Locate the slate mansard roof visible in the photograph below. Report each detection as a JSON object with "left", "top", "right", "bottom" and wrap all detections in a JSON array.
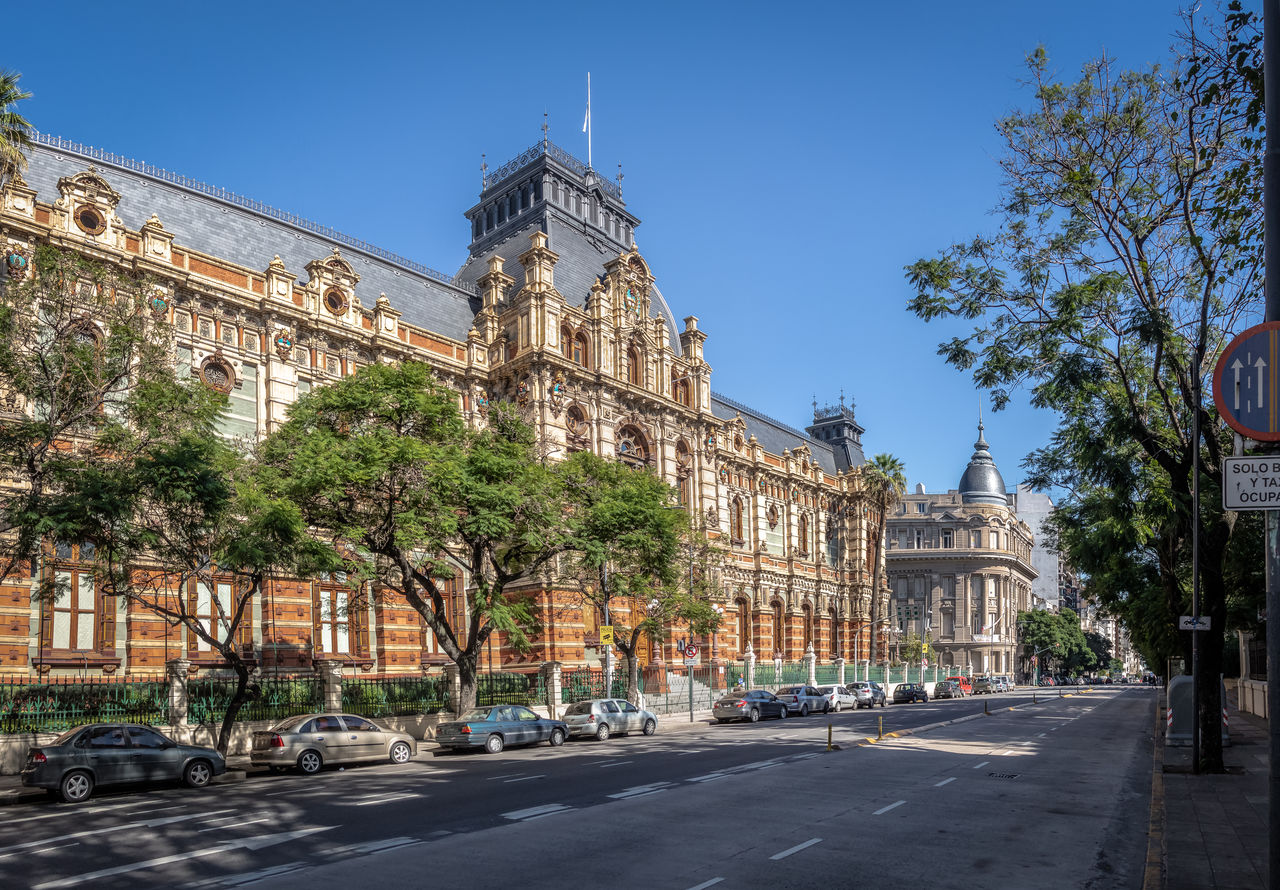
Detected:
[
  {"left": 710, "top": 393, "right": 841, "bottom": 475},
  {"left": 23, "top": 135, "right": 482, "bottom": 341}
]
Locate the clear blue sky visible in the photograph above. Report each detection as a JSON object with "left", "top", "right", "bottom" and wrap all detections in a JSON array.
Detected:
[{"left": 6, "top": 1, "right": 1226, "bottom": 494}]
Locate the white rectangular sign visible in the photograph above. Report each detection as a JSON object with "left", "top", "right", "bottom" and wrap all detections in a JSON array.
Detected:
[
  {"left": 1223, "top": 456, "right": 1280, "bottom": 509},
  {"left": 1179, "top": 615, "right": 1211, "bottom": 631}
]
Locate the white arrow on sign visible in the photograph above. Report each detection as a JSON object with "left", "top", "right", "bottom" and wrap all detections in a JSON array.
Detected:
[
  {"left": 1233, "top": 357, "right": 1243, "bottom": 409},
  {"left": 1257, "top": 355, "right": 1267, "bottom": 408}
]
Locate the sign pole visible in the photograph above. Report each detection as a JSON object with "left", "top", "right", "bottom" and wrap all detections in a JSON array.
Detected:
[{"left": 1266, "top": 1, "right": 1280, "bottom": 883}]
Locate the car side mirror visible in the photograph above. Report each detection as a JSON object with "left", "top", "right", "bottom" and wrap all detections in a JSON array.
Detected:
[{"left": 163, "top": 740, "right": 177, "bottom": 749}]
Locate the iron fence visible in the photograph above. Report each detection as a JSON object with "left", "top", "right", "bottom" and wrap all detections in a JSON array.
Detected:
[
  {"left": 561, "top": 668, "right": 626, "bottom": 703},
  {"left": 0, "top": 674, "right": 168, "bottom": 734},
  {"left": 476, "top": 671, "right": 542, "bottom": 707},
  {"left": 342, "top": 674, "right": 449, "bottom": 717},
  {"left": 187, "top": 674, "right": 322, "bottom": 727},
  {"left": 814, "top": 664, "right": 840, "bottom": 685}
]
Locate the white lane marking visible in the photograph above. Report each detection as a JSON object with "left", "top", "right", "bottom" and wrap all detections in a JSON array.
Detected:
[
  {"left": 1001, "top": 750, "right": 1016, "bottom": 756},
  {"left": 1050, "top": 727, "right": 1059, "bottom": 731},
  {"left": 685, "top": 879, "right": 724, "bottom": 890},
  {"left": 504, "top": 775, "right": 545, "bottom": 783},
  {"left": 209, "top": 862, "right": 307, "bottom": 887},
  {"left": 351, "top": 837, "right": 423, "bottom": 855},
  {"left": 873, "top": 801, "right": 906, "bottom": 816},
  {"left": 0, "top": 841, "right": 80, "bottom": 860},
  {"left": 502, "top": 803, "right": 572, "bottom": 821},
  {"left": 1038, "top": 732, "right": 1047, "bottom": 738},
  {"left": 198, "top": 817, "right": 269, "bottom": 833},
  {"left": 934, "top": 777, "right": 956, "bottom": 787},
  {"left": 608, "top": 782, "right": 673, "bottom": 799},
  {"left": 770, "top": 838, "right": 823, "bottom": 860},
  {"left": 0, "top": 809, "right": 234, "bottom": 855},
  {"left": 31, "top": 827, "right": 335, "bottom": 889},
  {"left": 485, "top": 773, "right": 522, "bottom": 781},
  {"left": 598, "top": 760, "right": 634, "bottom": 768},
  {"left": 972, "top": 761, "right": 990, "bottom": 769},
  {"left": 687, "top": 772, "right": 730, "bottom": 783},
  {"left": 793, "top": 753, "right": 819, "bottom": 760},
  {"left": 0, "top": 799, "right": 155, "bottom": 826},
  {"left": 349, "top": 793, "right": 424, "bottom": 806}
]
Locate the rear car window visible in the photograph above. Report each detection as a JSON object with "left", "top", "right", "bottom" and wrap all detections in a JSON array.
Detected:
[
  {"left": 566, "top": 702, "right": 594, "bottom": 716},
  {"left": 778, "top": 686, "right": 802, "bottom": 694}
]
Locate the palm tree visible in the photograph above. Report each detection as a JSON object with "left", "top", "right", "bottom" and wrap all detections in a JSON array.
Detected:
[
  {"left": 864, "top": 453, "right": 906, "bottom": 667},
  {"left": 0, "top": 70, "right": 32, "bottom": 185}
]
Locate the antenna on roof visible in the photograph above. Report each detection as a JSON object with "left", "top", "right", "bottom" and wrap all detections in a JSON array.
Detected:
[{"left": 582, "top": 72, "right": 592, "bottom": 169}]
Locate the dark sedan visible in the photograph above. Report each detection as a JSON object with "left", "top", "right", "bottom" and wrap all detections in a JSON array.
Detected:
[
  {"left": 21, "top": 723, "right": 226, "bottom": 803},
  {"left": 435, "top": 705, "right": 567, "bottom": 754},
  {"left": 892, "top": 683, "right": 929, "bottom": 704},
  {"left": 932, "top": 680, "right": 962, "bottom": 699},
  {"left": 713, "top": 689, "right": 789, "bottom": 723}
]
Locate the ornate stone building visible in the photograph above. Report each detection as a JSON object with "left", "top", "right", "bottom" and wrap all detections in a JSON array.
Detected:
[
  {"left": 0, "top": 134, "right": 891, "bottom": 678},
  {"left": 884, "top": 423, "right": 1036, "bottom": 676}
]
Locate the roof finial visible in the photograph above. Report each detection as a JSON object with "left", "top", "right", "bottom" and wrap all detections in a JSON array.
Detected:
[
  {"left": 617, "top": 162, "right": 624, "bottom": 195},
  {"left": 976, "top": 398, "right": 988, "bottom": 450},
  {"left": 481, "top": 153, "right": 488, "bottom": 189},
  {"left": 839, "top": 388, "right": 846, "bottom": 411},
  {"left": 542, "top": 112, "right": 549, "bottom": 149},
  {"left": 812, "top": 394, "right": 818, "bottom": 420}
]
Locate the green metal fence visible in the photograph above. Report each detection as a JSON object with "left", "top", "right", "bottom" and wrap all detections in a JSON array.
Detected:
[
  {"left": 342, "top": 674, "right": 449, "bottom": 717},
  {"left": 476, "top": 671, "right": 542, "bottom": 707},
  {"left": 814, "top": 664, "right": 840, "bottom": 684},
  {"left": 0, "top": 674, "right": 168, "bottom": 734},
  {"left": 561, "top": 668, "right": 628, "bottom": 703},
  {"left": 187, "top": 675, "right": 322, "bottom": 727}
]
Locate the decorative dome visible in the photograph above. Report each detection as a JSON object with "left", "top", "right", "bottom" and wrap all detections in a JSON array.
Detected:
[{"left": 958, "top": 421, "right": 1007, "bottom": 505}]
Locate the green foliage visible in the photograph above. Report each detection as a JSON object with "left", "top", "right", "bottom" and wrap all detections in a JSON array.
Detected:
[
  {"left": 0, "top": 68, "right": 31, "bottom": 183},
  {"left": 900, "top": 633, "right": 933, "bottom": 665}
]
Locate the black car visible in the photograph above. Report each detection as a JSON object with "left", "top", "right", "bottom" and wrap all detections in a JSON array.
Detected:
[
  {"left": 713, "top": 689, "right": 790, "bottom": 723},
  {"left": 892, "top": 683, "right": 929, "bottom": 704},
  {"left": 21, "top": 723, "right": 226, "bottom": 803}
]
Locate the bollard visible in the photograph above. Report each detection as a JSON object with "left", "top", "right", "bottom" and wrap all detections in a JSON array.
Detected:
[
  {"left": 878, "top": 714, "right": 883, "bottom": 740},
  {"left": 984, "top": 699, "right": 989, "bottom": 715},
  {"left": 827, "top": 723, "right": 833, "bottom": 751},
  {"left": 1033, "top": 692, "right": 1037, "bottom": 705}
]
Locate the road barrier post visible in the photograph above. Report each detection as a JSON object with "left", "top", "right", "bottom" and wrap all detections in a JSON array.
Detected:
[
  {"left": 827, "top": 723, "right": 833, "bottom": 751},
  {"left": 984, "top": 699, "right": 989, "bottom": 715},
  {"left": 878, "top": 715, "right": 883, "bottom": 740}
]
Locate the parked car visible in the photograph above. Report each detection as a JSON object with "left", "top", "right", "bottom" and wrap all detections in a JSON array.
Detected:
[
  {"left": 932, "top": 680, "right": 963, "bottom": 699},
  {"left": 713, "top": 689, "right": 789, "bottom": 723},
  {"left": 774, "top": 685, "right": 831, "bottom": 716},
  {"left": 815, "top": 685, "right": 858, "bottom": 712},
  {"left": 562, "top": 699, "right": 657, "bottom": 740},
  {"left": 945, "top": 676, "right": 972, "bottom": 696},
  {"left": 995, "top": 675, "right": 1013, "bottom": 692},
  {"left": 21, "top": 723, "right": 226, "bottom": 803},
  {"left": 892, "top": 683, "right": 929, "bottom": 704},
  {"left": 250, "top": 713, "right": 418, "bottom": 774},
  {"left": 849, "top": 681, "right": 887, "bottom": 708},
  {"left": 972, "top": 675, "right": 997, "bottom": 694},
  {"left": 436, "top": 705, "right": 567, "bottom": 754}
]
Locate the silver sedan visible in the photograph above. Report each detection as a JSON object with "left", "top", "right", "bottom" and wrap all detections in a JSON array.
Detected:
[
  {"left": 816, "top": 685, "right": 858, "bottom": 712},
  {"left": 562, "top": 699, "right": 658, "bottom": 740},
  {"left": 250, "top": 713, "right": 418, "bottom": 774}
]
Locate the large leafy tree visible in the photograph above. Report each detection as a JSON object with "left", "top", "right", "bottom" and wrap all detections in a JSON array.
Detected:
[
  {"left": 561, "top": 453, "right": 718, "bottom": 703},
  {"left": 257, "top": 362, "right": 572, "bottom": 712},
  {"left": 907, "top": 22, "right": 1259, "bottom": 770},
  {"left": 0, "top": 69, "right": 31, "bottom": 184},
  {"left": 862, "top": 453, "right": 905, "bottom": 664}
]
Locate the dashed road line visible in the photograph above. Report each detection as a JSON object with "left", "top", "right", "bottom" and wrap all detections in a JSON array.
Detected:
[
  {"left": 504, "top": 775, "right": 545, "bottom": 783},
  {"left": 609, "top": 782, "right": 673, "bottom": 799},
  {"left": 685, "top": 879, "right": 724, "bottom": 890},
  {"left": 873, "top": 801, "right": 906, "bottom": 816},
  {"left": 198, "top": 818, "right": 269, "bottom": 833},
  {"left": 485, "top": 773, "right": 522, "bottom": 780},
  {"left": 1038, "top": 732, "right": 1047, "bottom": 738},
  {"left": 973, "top": 761, "right": 990, "bottom": 769},
  {"left": 934, "top": 777, "right": 956, "bottom": 787},
  {"left": 598, "top": 760, "right": 633, "bottom": 768},
  {"left": 502, "top": 803, "right": 572, "bottom": 821},
  {"left": 348, "top": 792, "right": 424, "bottom": 806},
  {"left": 770, "top": 838, "right": 822, "bottom": 860}
]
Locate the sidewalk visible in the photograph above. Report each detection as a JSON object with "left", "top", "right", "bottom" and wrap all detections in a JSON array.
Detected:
[{"left": 1156, "top": 686, "right": 1269, "bottom": 889}]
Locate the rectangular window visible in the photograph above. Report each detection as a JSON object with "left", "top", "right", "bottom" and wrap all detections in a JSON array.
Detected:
[
  {"left": 913, "top": 529, "right": 923, "bottom": 549},
  {"left": 972, "top": 530, "right": 982, "bottom": 548},
  {"left": 51, "top": 570, "right": 96, "bottom": 650},
  {"left": 317, "top": 585, "right": 350, "bottom": 655},
  {"left": 190, "top": 579, "right": 251, "bottom": 655},
  {"left": 218, "top": 363, "right": 258, "bottom": 439},
  {"left": 915, "top": 502, "right": 926, "bottom": 513}
]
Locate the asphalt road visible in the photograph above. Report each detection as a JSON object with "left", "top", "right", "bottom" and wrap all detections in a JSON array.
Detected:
[{"left": 0, "top": 686, "right": 1154, "bottom": 889}]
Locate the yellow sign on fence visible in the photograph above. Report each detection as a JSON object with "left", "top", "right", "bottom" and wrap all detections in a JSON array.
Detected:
[{"left": 600, "top": 625, "right": 614, "bottom": 645}]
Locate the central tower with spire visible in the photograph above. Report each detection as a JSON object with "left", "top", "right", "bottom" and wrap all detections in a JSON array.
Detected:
[{"left": 958, "top": 420, "right": 1008, "bottom": 506}]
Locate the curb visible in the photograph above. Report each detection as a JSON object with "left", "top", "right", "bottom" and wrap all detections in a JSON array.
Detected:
[{"left": 1143, "top": 689, "right": 1166, "bottom": 890}]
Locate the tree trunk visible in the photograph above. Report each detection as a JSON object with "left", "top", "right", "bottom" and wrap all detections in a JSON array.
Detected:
[
  {"left": 215, "top": 653, "right": 254, "bottom": 756},
  {"left": 455, "top": 650, "right": 480, "bottom": 714},
  {"left": 619, "top": 642, "right": 641, "bottom": 705}
]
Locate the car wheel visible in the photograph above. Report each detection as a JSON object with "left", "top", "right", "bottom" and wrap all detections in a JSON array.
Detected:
[
  {"left": 297, "top": 750, "right": 323, "bottom": 774},
  {"left": 823, "top": 702, "right": 832, "bottom": 714},
  {"left": 389, "top": 741, "right": 412, "bottom": 764},
  {"left": 595, "top": 723, "right": 611, "bottom": 741},
  {"left": 800, "top": 704, "right": 809, "bottom": 717},
  {"left": 183, "top": 760, "right": 213, "bottom": 788},
  {"left": 485, "top": 733, "right": 505, "bottom": 754},
  {"left": 749, "top": 708, "right": 760, "bottom": 723},
  {"left": 832, "top": 700, "right": 841, "bottom": 713},
  {"left": 778, "top": 706, "right": 788, "bottom": 719},
  {"left": 59, "top": 770, "right": 93, "bottom": 804},
  {"left": 642, "top": 719, "right": 656, "bottom": 736},
  {"left": 549, "top": 728, "right": 566, "bottom": 747},
  {"left": 922, "top": 695, "right": 929, "bottom": 703}
]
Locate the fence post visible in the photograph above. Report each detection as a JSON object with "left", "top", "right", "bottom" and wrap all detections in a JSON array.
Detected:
[
  {"left": 804, "top": 644, "right": 817, "bottom": 686},
  {"left": 835, "top": 657, "right": 846, "bottom": 687},
  {"left": 166, "top": 658, "right": 190, "bottom": 728},
  {"left": 744, "top": 646, "right": 756, "bottom": 689},
  {"left": 315, "top": 659, "right": 343, "bottom": 712},
  {"left": 443, "top": 664, "right": 462, "bottom": 715},
  {"left": 541, "top": 661, "right": 562, "bottom": 718}
]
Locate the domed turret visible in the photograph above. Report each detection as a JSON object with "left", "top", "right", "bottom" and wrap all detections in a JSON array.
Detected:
[{"left": 958, "top": 421, "right": 1007, "bottom": 506}]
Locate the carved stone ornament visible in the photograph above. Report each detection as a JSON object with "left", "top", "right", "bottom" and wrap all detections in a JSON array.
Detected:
[
  {"left": 4, "top": 246, "right": 29, "bottom": 280},
  {"left": 705, "top": 506, "right": 720, "bottom": 530},
  {"left": 704, "top": 430, "right": 717, "bottom": 454},
  {"left": 199, "top": 356, "right": 235, "bottom": 394},
  {"left": 516, "top": 376, "right": 531, "bottom": 407},
  {"left": 548, "top": 371, "right": 567, "bottom": 416},
  {"left": 274, "top": 328, "right": 294, "bottom": 361},
  {"left": 475, "top": 387, "right": 491, "bottom": 417},
  {"left": 148, "top": 289, "right": 169, "bottom": 317},
  {"left": 766, "top": 504, "right": 779, "bottom": 529},
  {"left": 566, "top": 403, "right": 589, "bottom": 438}
]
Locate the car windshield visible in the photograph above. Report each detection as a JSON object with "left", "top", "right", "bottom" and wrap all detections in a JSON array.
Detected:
[
  {"left": 459, "top": 708, "right": 494, "bottom": 721},
  {"left": 565, "top": 702, "right": 594, "bottom": 716},
  {"left": 51, "top": 726, "right": 87, "bottom": 745},
  {"left": 850, "top": 683, "right": 869, "bottom": 690},
  {"left": 777, "top": 686, "right": 802, "bottom": 694},
  {"left": 272, "top": 715, "right": 313, "bottom": 732}
]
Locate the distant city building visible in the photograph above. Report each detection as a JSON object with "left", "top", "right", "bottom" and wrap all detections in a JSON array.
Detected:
[
  {"left": 885, "top": 423, "right": 1037, "bottom": 676},
  {"left": 1011, "top": 484, "right": 1062, "bottom": 611}
]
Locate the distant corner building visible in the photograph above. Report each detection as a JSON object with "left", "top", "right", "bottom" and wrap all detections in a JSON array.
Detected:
[
  {"left": 0, "top": 133, "right": 897, "bottom": 679},
  {"left": 884, "top": 422, "right": 1039, "bottom": 677}
]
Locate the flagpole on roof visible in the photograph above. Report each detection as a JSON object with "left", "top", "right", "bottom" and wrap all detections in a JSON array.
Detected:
[{"left": 583, "top": 72, "right": 592, "bottom": 169}]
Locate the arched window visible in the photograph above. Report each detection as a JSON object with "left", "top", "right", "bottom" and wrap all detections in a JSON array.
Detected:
[
  {"left": 772, "top": 602, "right": 784, "bottom": 656},
  {"left": 802, "top": 603, "right": 814, "bottom": 648},
  {"left": 572, "top": 332, "right": 589, "bottom": 367},
  {"left": 730, "top": 498, "right": 745, "bottom": 542},
  {"left": 672, "top": 376, "right": 691, "bottom": 406},
  {"left": 736, "top": 598, "right": 750, "bottom": 653},
  {"left": 626, "top": 348, "right": 642, "bottom": 386},
  {"left": 828, "top": 607, "right": 838, "bottom": 657},
  {"left": 616, "top": 424, "right": 649, "bottom": 467},
  {"left": 797, "top": 515, "right": 809, "bottom": 557},
  {"left": 560, "top": 324, "right": 573, "bottom": 360}
]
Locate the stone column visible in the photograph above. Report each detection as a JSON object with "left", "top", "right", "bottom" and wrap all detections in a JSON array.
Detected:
[
  {"left": 743, "top": 645, "right": 756, "bottom": 689},
  {"left": 803, "top": 644, "right": 817, "bottom": 686},
  {"left": 443, "top": 664, "right": 462, "bottom": 715},
  {"left": 835, "top": 657, "right": 846, "bottom": 686},
  {"left": 166, "top": 658, "right": 190, "bottom": 728},
  {"left": 314, "top": 659, "right": 343, "bottom": 712},
  {"left": 541, "top": 661, "right": 562, "bottom": 718}
]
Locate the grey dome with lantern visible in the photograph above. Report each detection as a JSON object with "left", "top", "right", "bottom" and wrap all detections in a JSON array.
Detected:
[{"left": 958, "top": 421, "right": 1008, "bottom": 506}]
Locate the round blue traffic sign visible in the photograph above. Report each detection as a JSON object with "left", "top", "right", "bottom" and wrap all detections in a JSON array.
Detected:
[{"left": 1214, "top": 322, "right": 1280, "bottom": 442}]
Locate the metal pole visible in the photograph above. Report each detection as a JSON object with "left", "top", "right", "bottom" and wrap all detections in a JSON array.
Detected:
[
  {"left": 1267, "top": 4, "right": 1280, "bottom": 884},
  {"left": 1192, "top": 369, "right": 1201, "bottom": 776}
]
